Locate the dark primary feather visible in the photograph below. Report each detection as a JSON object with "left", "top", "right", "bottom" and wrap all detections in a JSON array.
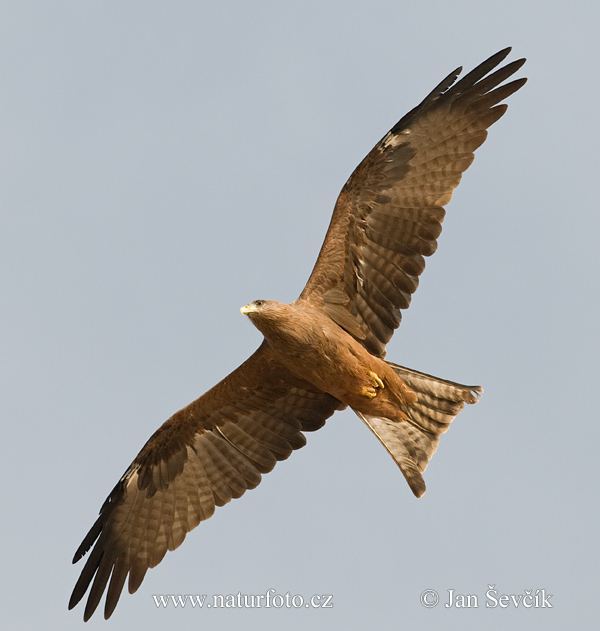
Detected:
[
  {"left": 69, "top": 343, "right": 342, "bottom": 620},
  {"left": 300, "top": 47, "right": 527, "bottom": 357}
]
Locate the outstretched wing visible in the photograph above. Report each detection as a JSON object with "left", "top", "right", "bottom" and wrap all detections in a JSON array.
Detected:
[
  {"left": 69, "top": 342, "right": 342, "bottom": 620},
  {"left": 299, "top": 48, "right": 526, "bottom": 357}
]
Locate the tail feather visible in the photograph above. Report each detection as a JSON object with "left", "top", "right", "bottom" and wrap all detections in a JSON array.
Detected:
[{"left": 356, "top": 362, "right": 482, "bottom": 498}]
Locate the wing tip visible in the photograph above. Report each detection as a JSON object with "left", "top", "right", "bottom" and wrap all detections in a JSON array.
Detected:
[{"left": 491, "top": 46, "right": 512, "bottom": 62}]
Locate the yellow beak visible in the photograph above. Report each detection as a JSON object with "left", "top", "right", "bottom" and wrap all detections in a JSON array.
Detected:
[{"left": 240, "top": 304, "right": 254, "bottom": 315}]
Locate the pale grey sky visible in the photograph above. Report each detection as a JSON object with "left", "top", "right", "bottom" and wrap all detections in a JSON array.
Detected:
[{"left": 2, "top": 1, "right": 598, "bottom": 629}]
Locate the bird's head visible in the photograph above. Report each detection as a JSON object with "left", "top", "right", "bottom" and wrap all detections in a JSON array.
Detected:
[
  {"left": 240, "top": 299, "right": 269, "bottom": 317},
  {"left": 240, "top": 300, "right": 291, "bottom": 335}
]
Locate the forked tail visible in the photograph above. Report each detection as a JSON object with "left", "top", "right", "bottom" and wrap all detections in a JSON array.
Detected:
[{"left": 355, "top": 362, "right": 482, "bottom": 497}]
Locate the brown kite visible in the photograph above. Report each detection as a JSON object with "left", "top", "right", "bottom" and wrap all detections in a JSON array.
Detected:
[{"left": 70, "top": 48, "right": 526, "bottom": 620}]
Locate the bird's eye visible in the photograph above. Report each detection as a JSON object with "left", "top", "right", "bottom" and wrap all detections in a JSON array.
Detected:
[{"left": 255, "top": 300, "right": 264, "bottom": 307}]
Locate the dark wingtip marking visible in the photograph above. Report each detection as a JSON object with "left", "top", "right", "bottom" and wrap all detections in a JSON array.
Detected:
[{"left": 72, "top": 514, "right": 103, "bottom": 564}]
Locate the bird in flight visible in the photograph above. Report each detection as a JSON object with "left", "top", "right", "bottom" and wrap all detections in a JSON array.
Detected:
[{"left": 70, "top": 48, "right": 526, "bottom": 620}]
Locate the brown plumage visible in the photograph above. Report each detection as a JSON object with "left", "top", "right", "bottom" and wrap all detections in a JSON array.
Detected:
[{"left": 69, "top": 48, "right": 526, "bottom": 620}]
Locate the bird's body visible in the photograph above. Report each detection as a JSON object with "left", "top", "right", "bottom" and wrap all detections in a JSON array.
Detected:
[
  {"left": 69, "top": 48, "right": 526, "bottom": 621},
  {"left": 244, "top": 298, "right": 416, "bottom": 422}
]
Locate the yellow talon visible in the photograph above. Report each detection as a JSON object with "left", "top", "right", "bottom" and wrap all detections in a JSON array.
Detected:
[
  {"left": 362, "top": 386, "right": 378, "bottom": 399},
  {"left": 368, "top": 371, "right": 385, "bottom": 389}
]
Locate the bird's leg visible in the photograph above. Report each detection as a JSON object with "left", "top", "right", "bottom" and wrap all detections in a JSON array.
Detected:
[
  {"left": 368, "top": 371, "right": 385, "bottom": 390},
  {"left": 361, "top": 386, "right": 378, "bottom": 398},
  {"left": 360, "top": 371, "right": 385, "bottom": 398}
]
